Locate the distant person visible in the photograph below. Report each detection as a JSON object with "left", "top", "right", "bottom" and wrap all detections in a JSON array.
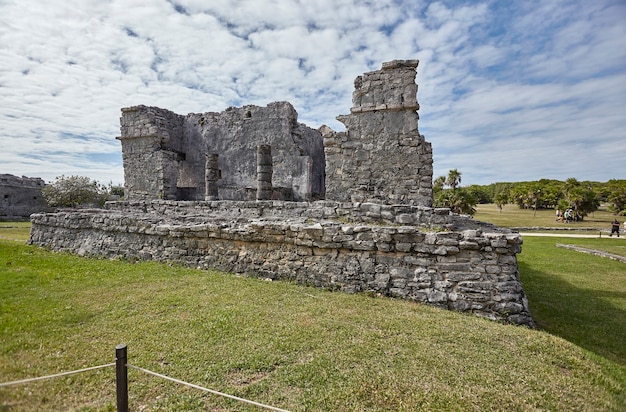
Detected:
[
  {"left": 610, "top": 219, "right": 620, "bottom": 237},
  {"left": 556, "top": 209, "right": 563, "bottom": 222},
  {"left": 564, "top": 209, "right": 573, "bottom": 223}
]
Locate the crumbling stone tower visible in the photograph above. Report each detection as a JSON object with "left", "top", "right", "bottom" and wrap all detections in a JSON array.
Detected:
[{"left": 322, "top": 60, "right": 433, "bottom": 206}]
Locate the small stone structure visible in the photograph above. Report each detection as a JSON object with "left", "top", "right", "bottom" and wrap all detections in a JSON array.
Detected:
[
  {"left": 29, "top": 60, "right": 534, "bottom": 326},
  {"left": 0, "top": 174, "right": 51, "bottom": 219}
]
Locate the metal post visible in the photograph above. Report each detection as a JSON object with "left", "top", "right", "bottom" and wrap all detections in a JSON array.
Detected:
[{"left": 116, "top": 344, "right": 128, "bottom": 412}]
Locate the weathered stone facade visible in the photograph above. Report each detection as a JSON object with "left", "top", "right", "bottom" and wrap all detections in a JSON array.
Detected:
[
  {"left": 118, "top": 102, "right": 325, "bottom": 202},
  {"left": 0, "top": 174, "right": 51, "bottom": 219},
  {"left": 323, "top": 60, "right": 433, "bottom": 206},
  {"left": 29, "top": 60, "right": 534, "bottom": 326}
]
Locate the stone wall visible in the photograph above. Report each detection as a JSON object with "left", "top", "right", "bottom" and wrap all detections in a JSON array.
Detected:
[
  {"left": 117, "top": 106, "right": 184, "bottom": 200},
  {"left": 118, "top": 102, "right": 325, "bottom": 202},
  {"left": 104, "top": 200, "right": 489, "bottom": 229},
  {"left": 29, "top": 200, "right": 533, "bottom": 326},
  {"left": 322, "top": 60, "right": 433, "bottom": 206},
  {"left": 0, "top": 174, "right": 51, "bottom": 218}
]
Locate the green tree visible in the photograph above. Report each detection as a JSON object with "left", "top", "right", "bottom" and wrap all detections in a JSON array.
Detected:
[
  {"left": 535, "top": 179, "right": 563, "bottom": 208},
  {"left": 42, "top": 175, "right": 107, "bottom": 208},
  {"left": 494, "top": 191, "right": 509, "bottom": 213},
  {"left": 561, "top": 178, "right": 599, "bottom": 219},
  {"left": 446, "top": 169, "right": 462, "bottom": 190},
  {"left": 107, "top": 182, "right": 125, "bottom": 198},
  {"left": 433, "top": 175, "right": 446, "bottom": 192},
  {"left": 435, "top": 187, "right": 477, "bottom": 215},
  {"left": 433, "top": 170, "right": 477, "bottom": 215},
  {"left": 604, "top": 179, "right": 626, "bottom": 215},
  {"left": 510, "top": 183, "right": 535, "bottom": 209},
  {"left": 466, "top": 185, "right": 491, "bottom": 204}
]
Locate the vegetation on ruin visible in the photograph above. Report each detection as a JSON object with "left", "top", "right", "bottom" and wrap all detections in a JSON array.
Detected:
[{"left": 1, "top": 225, "right": 624, "bottom": 411}]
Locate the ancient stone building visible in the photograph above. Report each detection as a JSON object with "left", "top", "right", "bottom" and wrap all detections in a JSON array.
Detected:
[
  {"left": 118, "top": 102, "right": 325, "bottom": 202},
  {"left": 322, "top": 60, "right": 432, "bottom": 206},
  {"left": 0, "top": 174, "right": 51, "bottom": 219},
  {"left": 29, "top": 60, "right": 534, "bottom": 326},
  {"left": 117, "top": 60, "right": 431, "bottom": 207}
]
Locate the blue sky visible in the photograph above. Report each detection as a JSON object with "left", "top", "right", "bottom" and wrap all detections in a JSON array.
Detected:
[{"left": 1, "top": 0, "right": 624, "bottom": 186}]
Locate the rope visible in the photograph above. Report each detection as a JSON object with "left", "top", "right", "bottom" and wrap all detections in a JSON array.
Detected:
[
  {"left": 0, "top": 363, "right": 115, "bottom": 387},
  {"left": 127, "top": 364, "right": 291, "bottom": 412}
]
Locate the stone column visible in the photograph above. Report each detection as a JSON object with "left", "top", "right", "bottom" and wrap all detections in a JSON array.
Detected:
[
  {"left": 205, "top": 153, "right": 220, "bottom": 201},
  {"left": 256, "top": 144, "right": 273, "bottom": 201}
]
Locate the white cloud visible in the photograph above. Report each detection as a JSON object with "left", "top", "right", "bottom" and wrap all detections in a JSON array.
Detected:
[{"left": 0, "top": 0, "right": 624, "bottom": 186}]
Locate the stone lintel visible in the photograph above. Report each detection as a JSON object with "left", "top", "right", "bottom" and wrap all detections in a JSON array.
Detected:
[{"left": 381, "top": 59, "right": 419, "bottom": 70}]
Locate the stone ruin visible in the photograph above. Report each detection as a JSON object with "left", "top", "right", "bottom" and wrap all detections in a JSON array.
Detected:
[
  {"left": 0, "top": 174, "right": 51, "bottom": 219},
  {"left": 29, "top": 60, "right": 534, "bottom": 326},
  {"left": 117, "top": 101, "right": 325, "bottom": 202}
]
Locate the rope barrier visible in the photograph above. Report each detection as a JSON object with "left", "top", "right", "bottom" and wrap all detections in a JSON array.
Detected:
[
  {"left": 0, "top": 363, "right": 115, "bottom": 388},
  {"left": 127, "top": 364, "right": 291, "bottom": 412},
  {"left": 1, "top": 347, "right": 291, "bottom": 412}
]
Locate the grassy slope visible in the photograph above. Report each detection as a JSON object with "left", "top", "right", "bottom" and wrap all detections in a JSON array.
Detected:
[
  {"left": 1, "top": 230, "right": 625, "bottom": 411},
  {"left": 517, "top": 237, "right": 626, "bottom": 362}
]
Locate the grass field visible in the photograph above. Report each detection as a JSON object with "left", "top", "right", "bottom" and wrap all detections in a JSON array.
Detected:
[
  {"left": 1, "top": 220, "right": 625, "bottom": 411},
  {"left": 474, "top": 203, "right": 619, "bottom": 230}
]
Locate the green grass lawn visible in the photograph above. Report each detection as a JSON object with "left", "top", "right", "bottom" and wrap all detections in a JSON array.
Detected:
[
  {"left": 0, "top": 222, "right": 31, "bottom": 243},
  {"left": 1, "top": 229, "right": 625, "bottom": 410},
  {"left": 517, "top": 237, "right": 626, "bottom": 365},
  {"left": 474, "top": 203, "right": 619, "bottom": 230}
]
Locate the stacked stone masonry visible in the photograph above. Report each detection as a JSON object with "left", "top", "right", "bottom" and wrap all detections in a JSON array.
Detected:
[
  {"left": 30, "top": 200, "right": 532, "bottom": 326},
  {"left": 322, "top": 60, "right": 432, "bottom": 206},
  {"left": 118, "top": 102, "right": 324, "bottom": 202},
  {"left": 29, "top": 60, "right": 534, "bottom": 326}
]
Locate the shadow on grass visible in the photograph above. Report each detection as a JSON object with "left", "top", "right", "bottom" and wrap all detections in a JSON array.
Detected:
[{"left": 519, "top": 261, "right": 626, "bottom": 365}]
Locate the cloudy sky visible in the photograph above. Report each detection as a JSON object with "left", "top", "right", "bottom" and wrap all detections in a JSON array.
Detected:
[{"left": 1, "top": 0, "right": 625, "bottom": 186}]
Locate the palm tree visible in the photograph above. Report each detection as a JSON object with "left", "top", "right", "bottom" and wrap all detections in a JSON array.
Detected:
[
  {"left": 494, "top": 191, "right": 508, "bottom": 213},
  {"left": 446, "top": 169, "right": 462, "bottom": 191},
  {"left": 433, "top": 175, "right": 446, "bottom": 191},
  {"left": 563, "top": 177, "right": 580, "bottom": 205},
  {"left": 531, "top": 188, "right": 541, "bottom": 217}
]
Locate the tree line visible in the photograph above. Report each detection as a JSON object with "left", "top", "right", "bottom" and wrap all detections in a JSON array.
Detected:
[
  {"left": 434, "top": 170, "right": 626, "bottom": 218},
  {"left": 42, "top": 173, "right": 626, "bottom": 219}
]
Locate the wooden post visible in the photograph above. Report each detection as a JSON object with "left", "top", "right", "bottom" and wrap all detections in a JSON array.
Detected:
[{"left": 116, "top": 344, "right": 128, "bottom": 412}]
